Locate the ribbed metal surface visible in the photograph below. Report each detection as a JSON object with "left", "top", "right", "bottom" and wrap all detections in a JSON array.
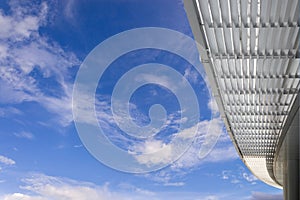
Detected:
[{"left": 184, "top": 0, "right": 300, "bottom": 188}]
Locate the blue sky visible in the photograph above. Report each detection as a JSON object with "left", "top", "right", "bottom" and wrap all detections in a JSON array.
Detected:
[{"left": 0, "top": 0, "right": 283, "bottom": 199}]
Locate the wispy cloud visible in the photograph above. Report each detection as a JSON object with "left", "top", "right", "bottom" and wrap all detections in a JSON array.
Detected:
[
  {"left": 0, "top": 155, "right": 16, "bottom": 165},
  {"left": 242, "top": 173, "right": 257, "bottom": 184},
  {"left": 63, "top": 0, "right": 77, "bottom": 20},
  {"left": 171, "top": 119, "right": 237, "bottom": 169},
  {"left": 203, "top": 196, "right": 219, "bottom": 200},
  {"left": 220, "top": 166, "right": 259, "bottom": 186},
  {"left": 0, "top": 0, "right": 80, "bottom": 126},
  {"left": 248, "top": 192, "right": 283, "bottom": 200},
  {"left": 221, "top": 170, "right": 240, "bottom": 184},
  {"left": 14, "top": 131, "right": 35, "bottom": 140},
  {"left": 183, "top": 66, "right": 199, "bottom": 84},
  {"left": 0, "top": 107, "right": 22, "bottom": 117},
  {"left": 1, "top": 173, "right": 246, "bottom": 200},
  {"left": 129, "top": 120, "right": 202, "bottom": 168},
  {"left": 130, "top": 116, "right": 234, "bottom": 171},
  {"left": 117, "top": 182, "right": 155, "bottom": 196},
  {"left": 208, "top": 96, "right": 219, "bottom": 116},
  {"left": 202, "top": 145, "right": 238, "bottom": 163},
  {"left": 131, "top": 139, "right": 173, "bottom": 166},
  {"left": 163, "top": 182, "right": 185, "bottom": 187},
  {"left": 2, "top": 173, "right": 155, "bottom": 200},
  {"left": 137, "top": 119, "right": 238, "bottom": 186},
  {"left": 136, "top": 73, "right": 179, "bottom": 92}
]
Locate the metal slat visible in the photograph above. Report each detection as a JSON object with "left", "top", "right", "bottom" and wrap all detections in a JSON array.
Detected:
[
  {"left": 222, "top": 88, "right": 299, "bottom": 95},
  {"left": 219, "top": 74, "right": 300, "bottom": 79},
  {"left": 210, "top": 0, "right": 222, "bottom": 25},
  {"left": 219, "top": 0, "right": 231, "bottom": 25},
  {"left": 225, "top": 102, "right": 290, "bottom": 106},
  {"left": 229, "top": 0, "right": 239, "bottom": 26},
  {"left": 226, "top": 110, "right": 288, "bottom": 116},
  {"left": 198, "top": 0, "right": 213, "bottom": 24}
]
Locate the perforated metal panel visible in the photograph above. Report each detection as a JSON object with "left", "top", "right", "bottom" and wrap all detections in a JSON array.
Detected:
[{"left": 184, "top": 0, "right": 300, "bottom": 188}]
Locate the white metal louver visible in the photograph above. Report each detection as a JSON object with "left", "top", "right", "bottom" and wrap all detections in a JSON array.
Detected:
[{"left": 184, "top": 0, "right": 300, "bottom": 188}]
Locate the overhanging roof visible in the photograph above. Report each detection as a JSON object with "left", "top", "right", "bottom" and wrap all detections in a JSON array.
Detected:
[{"left": 184, "top": 0, "right": 300, "bottom": 188}]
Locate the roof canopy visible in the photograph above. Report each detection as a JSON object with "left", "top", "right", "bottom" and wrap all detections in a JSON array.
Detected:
[{"left": 184, "top": 0, "right": 299, "bottom": 188}]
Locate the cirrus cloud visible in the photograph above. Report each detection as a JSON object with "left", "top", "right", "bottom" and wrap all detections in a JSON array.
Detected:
[
  {"left": 0, "top": 155, "right": 16, "bottom": 165},
  {"left": 0, "top": 0, "right": 80, "bottom": 127}
]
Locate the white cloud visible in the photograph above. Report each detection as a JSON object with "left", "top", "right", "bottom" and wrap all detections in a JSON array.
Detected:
[
  {"left": 63, "top": 0, "right": 77, "bottom": 21},
  {"left": 117, "top": 182, "right": 155, "bottom": 196},
  {"left": 0, "top": 155, "right": 16, "bottom": 165},
  {"left": 14, "top": 131, "right": 34, "bottom": 140},
  {"left": 163, "top": 182, "right": 185, "bottom": 187},
  {"left": 130, "top": 120, "right": 206, "bottom": 168},
  {"left": 204, "top": 195, "right": 219, "bottom": 200},
  {"left": 2, "top": 174, "right": 155, "bottom": 200},
  {"left": 0, "top": 106, "right": 22, "bottom": 117},
  {"left": 135, "top": 73, "right": 179, "bottom": 92},
  {"left": 131, "top": 139, "right": 174, "bottom": 166},
  {"left": 4, "top": 193, "right": 44, "bottom": 200},
  {"left": 0, "top": 9, "right": 41, "bottom": 40},
  {"left": 169, "top": 143, "right": 238, "bottom": 173},
  {"left": 242, "top": 172, "right": 257, "bottom": 184},
  {"left": 220, "top": 166, "right": 262, "bottom": 187},
  {"left": 170, "top": 118, "right": 236, "bottom": 170},
  {"left": 249, "top": 192, "right": 283, "bottom": 200},
  {"left": 0, "top": 1, "right": 80, "bottom": 126},
  {"left": 221, "top": 170, "right": 230, "bottom": 180},
  {"left": 73, "top": 93, "right": 112, "bottom": 126},
  {"left": 0, "top": 173, "right": 242, "bottom": 200},
  {"left": 136, "top": 118, "right": 238, "bottom": 186},
  {"left": 183, "top": 67, "right": 199, "bottom": 84},
  {"left": 208, "top": 96, "right": 219, "bottom": 115},
  {"left": 0, "top": 1, "right": 49, "bottom": 44},
  {"left": 131, "top": 117, "right": 227, "bottom": 169},
  {"left": 0, "top": 43, "right": 8, "bottom": 59},
  {"left": 202, "top": 145, "right": 238, "bottom": 163},
  {"left": 220, "top": 170, "right": 240, "bottom": 184}
]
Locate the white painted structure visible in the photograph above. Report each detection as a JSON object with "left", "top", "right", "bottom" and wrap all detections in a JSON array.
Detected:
[{"left": 183, "top": 0, "right": 299, "bottom": 198}]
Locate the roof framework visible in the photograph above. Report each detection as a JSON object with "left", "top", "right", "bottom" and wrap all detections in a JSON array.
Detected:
[{"left": 184, "top": 0, "right": 300, "bottom": 188}]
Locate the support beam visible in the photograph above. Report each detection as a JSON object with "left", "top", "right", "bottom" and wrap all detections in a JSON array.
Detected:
[{"left": 283, "top": 106, "right": 299, "bottom": 199}]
